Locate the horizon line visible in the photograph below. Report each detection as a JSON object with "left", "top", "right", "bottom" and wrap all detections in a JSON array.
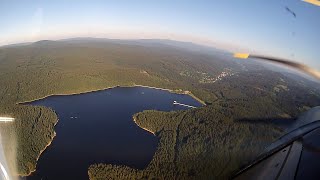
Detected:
[{"left": 0, "top": 36, "right": 232, "bottom": 52}]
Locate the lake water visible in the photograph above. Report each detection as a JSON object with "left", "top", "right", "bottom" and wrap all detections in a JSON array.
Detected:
[{"left": 24, "top": 86, "right": 202, "bottom": 180}]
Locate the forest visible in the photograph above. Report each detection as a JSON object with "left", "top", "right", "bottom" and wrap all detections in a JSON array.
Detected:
[
  {"left": 0, "top": 38, "right": 319, "bottom": 178},
  {"left": 89, "top": 107, "right": 283, "bottom": 179}
]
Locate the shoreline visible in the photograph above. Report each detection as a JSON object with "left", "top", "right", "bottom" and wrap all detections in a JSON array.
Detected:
[
  {"left": 132, "top": 116, "right": 155, "bottom": 136},
  {"left": 18, "top": 119, "right": 58, "bottom": 177},
  {"left": 133, "top": 84, "right": 206, "bottom": 106},
  {"left": 17, "top": 84, "right": 205, "bottom": 176},
  {"left": 17, "top": 84, "right": 206, "bottom": 106}
]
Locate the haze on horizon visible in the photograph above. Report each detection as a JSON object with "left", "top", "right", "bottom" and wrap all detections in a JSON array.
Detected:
[{"left": 1, "top": 0, "right": 319, "bottom": 70}]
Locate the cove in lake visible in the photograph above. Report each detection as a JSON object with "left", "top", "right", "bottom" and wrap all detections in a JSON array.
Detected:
[{"left": 24, "top": 86, "right": 202, "bottom": 180}]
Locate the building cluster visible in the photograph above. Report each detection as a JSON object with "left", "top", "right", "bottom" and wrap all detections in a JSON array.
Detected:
[{"left": 199, "top": 69, "right": 234, "bottom": 84}]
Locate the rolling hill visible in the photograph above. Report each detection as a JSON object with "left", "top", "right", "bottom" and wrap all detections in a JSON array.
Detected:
[{"left": 0, "top": 38, "right": 319, "bottom": 178}]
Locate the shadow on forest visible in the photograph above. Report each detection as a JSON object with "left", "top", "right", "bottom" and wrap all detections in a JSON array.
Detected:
[{"left": 234, "top": 117, "right": 296, "bottom": 131}]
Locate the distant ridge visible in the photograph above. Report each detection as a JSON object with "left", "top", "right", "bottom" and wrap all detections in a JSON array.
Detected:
[
  {"left": 1, "top": 37, "right": 226, "bottom": 53},
  {"left": 1, "top": 37, "right": 230, "bottom": 57},
  {"left": 33, "top": 40, "right": 55, "bottom": 44},
  {"left": 1, "top": 42, "right": 32, "bottom": 48},
  {"left": 58, "top": 37, "right": 229, "bottom": 55}
]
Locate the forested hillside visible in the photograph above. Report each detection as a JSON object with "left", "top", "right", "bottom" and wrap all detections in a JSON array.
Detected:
[
  {"left": 89, "top": 106, "right": 282, "bottom": 179},
  {"left": 0, "top": 39, "right": 319, "bottom": 177}
]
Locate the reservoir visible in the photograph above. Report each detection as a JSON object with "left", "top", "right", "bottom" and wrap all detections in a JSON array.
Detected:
[{"left": 24, "top": 86, "right": 202, "bottom": 180}]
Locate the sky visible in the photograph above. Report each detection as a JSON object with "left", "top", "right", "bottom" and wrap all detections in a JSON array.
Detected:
[{"left": 0, "top": 0, "right": 319, "bottom": 70}]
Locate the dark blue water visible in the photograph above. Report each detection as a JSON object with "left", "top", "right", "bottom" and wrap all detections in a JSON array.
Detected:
[{"left": 25, "top": 87, "right": 202, "bottom": 180}]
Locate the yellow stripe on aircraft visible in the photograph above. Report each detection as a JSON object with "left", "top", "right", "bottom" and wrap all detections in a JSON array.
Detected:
[
  {"left": 303, "top": 0, "right": 320, "bottom": 6},
  {"left": 233, "top": 53, "right": 250, "bottom": 59}
]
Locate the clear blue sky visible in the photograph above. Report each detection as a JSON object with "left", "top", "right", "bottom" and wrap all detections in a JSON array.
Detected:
[{"left": 0, "top": 0, "right": 319, "bottom": 69}]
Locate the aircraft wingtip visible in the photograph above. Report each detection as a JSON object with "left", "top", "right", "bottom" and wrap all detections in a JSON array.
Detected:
[
  {"left": 302, "top": 0, "right": 320, "bottom": 6},
  {"left": 233, "top": 53, "right": 250, "bottom": 59}
]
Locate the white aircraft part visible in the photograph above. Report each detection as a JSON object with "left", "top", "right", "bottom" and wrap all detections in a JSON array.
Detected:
[{"left": 0, "top": 118, "right": 14, "bottom": 122}]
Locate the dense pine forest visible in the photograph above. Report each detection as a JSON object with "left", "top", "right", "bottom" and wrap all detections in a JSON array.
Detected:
[
  {"left": 0, "top": 38, "right": 319, "bottom": 178},
  {"left": 89, "top": 107, "right": 282, "bottom": 179}
]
